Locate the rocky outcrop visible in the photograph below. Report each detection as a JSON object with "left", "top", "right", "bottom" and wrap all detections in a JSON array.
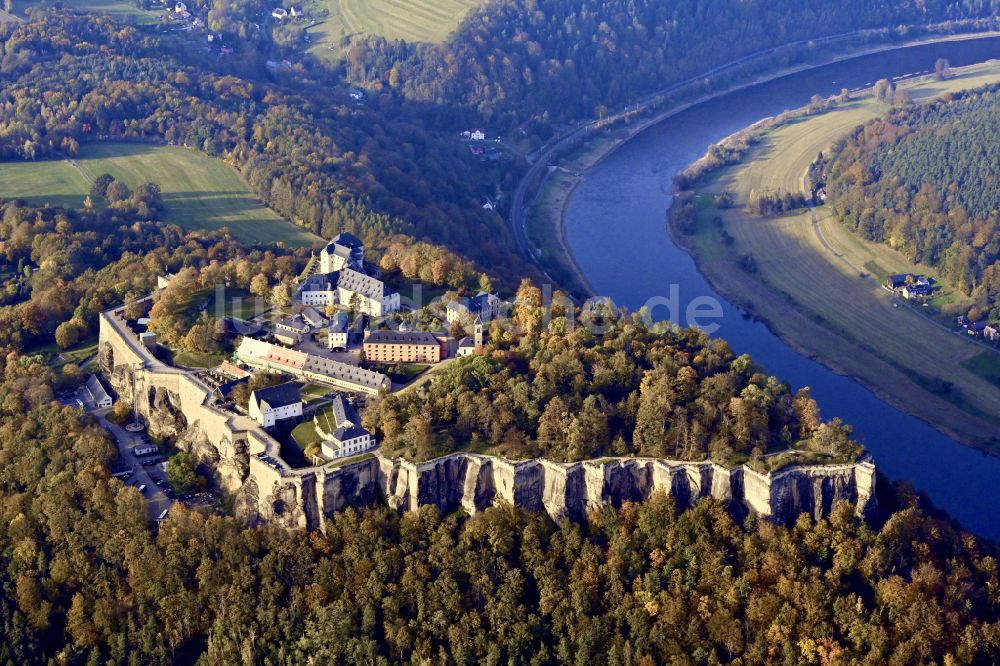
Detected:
[
  {"left": 361, "top": 454, "right": 876, "bottom": 527},
  {"left": 99, "top": 309, "right": 877, "bottom": 532}
]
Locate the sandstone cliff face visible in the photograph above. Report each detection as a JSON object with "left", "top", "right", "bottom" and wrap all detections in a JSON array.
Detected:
[
  {"left": 101, "top": 313, "right": 875, "bottom": 532},
  {"left": 357, "top": 454, "right": 875, "bottom": 527}
]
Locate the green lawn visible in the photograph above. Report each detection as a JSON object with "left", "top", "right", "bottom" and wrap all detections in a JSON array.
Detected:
[
  {"left": 0, "top": 143, "right": 321, "bottom": 247},
  {"left": 172, "top": 350, "right": 226, "bottom": 369},
  {"left": 292, "top": 419, "right": 322, "bottom": 448},
  {"left": 962, "top": 352, "right": 1000, "bottom": 389},
  {"left": 25, "top": 335, "right": 98, "bottom": 368},
  {"left": 307, "top": 0, "right": 484, "bottom": 57}
]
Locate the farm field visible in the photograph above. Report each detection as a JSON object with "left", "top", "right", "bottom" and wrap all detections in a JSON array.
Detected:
[
  {"left": 0, "top": 143, "right": 321, "bottom": 247},
  {"left": 307, "top": 0, "right": 484, "bottom": 56},
  {"left": 21, "top": 0, "right": 160, "bottom": 23},
  {"left": 683, "top": 61, "right": 1000, "bottom": 450}
]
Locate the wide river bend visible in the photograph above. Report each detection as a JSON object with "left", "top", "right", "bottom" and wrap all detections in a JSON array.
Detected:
[{"left": 564, "top": 37, "right": 1000, "bottom": 539}]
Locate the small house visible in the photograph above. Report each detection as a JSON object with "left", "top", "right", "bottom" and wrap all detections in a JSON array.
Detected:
[
  {"left": 984, "top": 324, "right": 1000, "bottom": 342},
  {"left": 967, "top": 320, "right": 987, "bottom": 336},
  {"left": 469, "top": 129, "right": 486, "bottom": 141},
  {"left": 884, "top": 274, "right": 910, "bottom": 291},
  {"left": 249, "top": 382, "right": 302, "bottom": 427},
  {"left": 274, "top": 317, "right": 309, "bottom": 345},
  {"left": 318, "top": 395, "right": 374, "bottom": 459},
  {"left": 85, "top": 374, "right": 113, "bottom": 409},
  {"left": 301, "top": 306, "right": 327, "bottom": 329},
  {"left": 902, "top": 283, "right": 931, "bottom": 300},
  {"left": 327, "top": 313, "right": 349, "bottom": 351},
  {"left": 174, "top": 1, "right": 187, "bottom": 12},
  {"left": 271, "top": 7, "right": 288, "bottom": 19}
]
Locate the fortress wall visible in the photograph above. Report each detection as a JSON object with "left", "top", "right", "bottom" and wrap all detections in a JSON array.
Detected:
[{"left": 99, "top": 309, "right": 878, "bottom": 532}]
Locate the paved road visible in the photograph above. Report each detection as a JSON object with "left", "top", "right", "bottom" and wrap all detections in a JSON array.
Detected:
[{"left": 93, "top": 408, "right": 174, "bottom": 521}]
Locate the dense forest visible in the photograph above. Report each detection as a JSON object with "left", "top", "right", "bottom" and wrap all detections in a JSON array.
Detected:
[
  {"left": 826, "top": 84, "right": 1000, "bottom": 320},
  {"left": 366, "top": 280, "right": 861, "bottom": 465},
  {"left": 0, "top": 12, "right": 529, "bottom": 283},
  {"left": 346, "top": 0, "right": 998, "bottom": 128},
  {"left": 1, "top": 354, "right": 999, "bottom": 663}
]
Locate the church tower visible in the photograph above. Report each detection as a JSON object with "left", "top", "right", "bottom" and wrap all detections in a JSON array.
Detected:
[{"left": 473, "top": 315, "right": 484, "bottom": 354}]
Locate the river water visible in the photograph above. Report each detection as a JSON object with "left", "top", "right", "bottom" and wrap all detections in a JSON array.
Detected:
[{"left": 564, "top": 37, "right": 1000, "bottom": 538}]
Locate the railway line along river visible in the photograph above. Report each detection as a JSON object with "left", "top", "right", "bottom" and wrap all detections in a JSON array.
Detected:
[{"left": 562, "top": 36, "right": 1000, "bottom": 539}]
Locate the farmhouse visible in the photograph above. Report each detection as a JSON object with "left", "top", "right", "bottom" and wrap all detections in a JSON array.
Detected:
[
  {"left": 317, "top": 395, "right": 374, "bottom": 459},
  {"left": 446, "top": 291, "right": 501, "bottom": 324},
  {"left": 984, "top": 324, "right": 1000, "bottom": 342},
  {"left": 469, "top": 129, "right": 486, "bottom": 141},
  {"left": 968, "top": 320, "right": 988, "bottom": 336},
  {"left": 902, "top": 283, "right": 931, "bottom": 300},
  {"left": 364, "top": 330, "right": 444, "bottom": 364},
  {"left": 884, "top": 273, "right": 930, "bottom": 294},
  {"left": 249, "top": 382, "right": 302, "bottom": 427}
]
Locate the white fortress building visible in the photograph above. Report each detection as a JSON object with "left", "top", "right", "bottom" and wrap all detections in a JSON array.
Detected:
[
  {"left": 249, "top": 382, "right": 302, "bottom": 427},
  {"left": 298, "top": 233, "right": 399, "bottom": 317},
  {"left": 320, "top": 232, "right": 365, "bottom": 273}
]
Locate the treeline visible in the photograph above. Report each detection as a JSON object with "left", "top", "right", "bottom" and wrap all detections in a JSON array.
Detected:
[
  {"left": 366, "top": 280, "right": 860, "bottom": 464},
  {"left": 2, "top": 352, "right": 1000, "bottom": 663},
  {"left": 826, "top": 84, "right": 1000, "bottom": 319},
  {"left": 0, "top": 13, "right": 528, "bottom": 285},
  {"left": 346, "top": 0, "right": 995, "bottom": 129},
  {"left": 747, "top": 188, "right": 808, "bottom": 216}
]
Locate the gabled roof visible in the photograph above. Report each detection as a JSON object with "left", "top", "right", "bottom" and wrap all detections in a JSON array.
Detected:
[
  {"left": 364, "top": 330, "right": 440, "bottom": 346},
  {"left": 331, "top": 232, "right": 363, "bottom": 248},
  {"left": 86, "top": 374, "right": 111, "bottom": 404},
  {"left": 338, "top": 268, "right": 392, "bottom": 300},
  {"left": 302, "top": 307, "right": 326, "bottom": 326},
  {"left": 299, "top": 271, "right": 339, "bottom": 293},
  {"left": 251, "top": 382, "right": 301, "bottom": 411},
  {"left": 276, "top": 317, "right": 309, "bottom": 333},
  {"left": 329, "top": 394, "right": 359, "bottom": 428}
]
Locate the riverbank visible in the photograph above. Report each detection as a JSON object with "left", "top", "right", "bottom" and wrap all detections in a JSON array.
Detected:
[
  {"left": 528, "top": 29, "right": 1000, "bottom": 299},
  {"left": 666, "top": 62, "right": 1000, "bottom": 453}
]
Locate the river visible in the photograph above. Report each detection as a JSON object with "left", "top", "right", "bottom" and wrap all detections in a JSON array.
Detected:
[{"left": 563, "top": 36, "right": 1000, "bottom": 539}]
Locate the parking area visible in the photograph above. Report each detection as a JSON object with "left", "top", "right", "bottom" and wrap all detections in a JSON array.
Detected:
[{"left": 95, "top": 409, "right": 175, "bottom": 521}]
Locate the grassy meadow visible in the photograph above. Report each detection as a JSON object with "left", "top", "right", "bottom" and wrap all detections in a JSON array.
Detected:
[
  {"left": 683, "top": 61, "right": 1000, "bottom": 449},
  {"left": 20, "top": 0, "right": 160, "bottom": 23},
  {"left": 307, "top": 0, "right": 484, "bottom": 57},
  {"left": 0, "top": 143, "right": 320, "bottom": 247}
]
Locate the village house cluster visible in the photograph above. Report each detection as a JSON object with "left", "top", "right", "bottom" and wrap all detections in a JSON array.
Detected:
[{"left": 884, "top": 273, "right": 932, "bottom": 300}]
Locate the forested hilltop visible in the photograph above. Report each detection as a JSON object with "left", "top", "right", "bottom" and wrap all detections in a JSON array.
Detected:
[
  {"left": 826, "top": 84, "right": 1000, "bottom": 321},
  {"left": 3, "top": 347, "right": 1000, "bottom": 663},
  {"left": 0, "top": 12, "right": 528, "bottom": 281},
  {"left": 347, "top": 0, "right": 997, "bottom": 128},
  {"left": 368, "top": 281, "right": 860, "bottom": 466}
]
